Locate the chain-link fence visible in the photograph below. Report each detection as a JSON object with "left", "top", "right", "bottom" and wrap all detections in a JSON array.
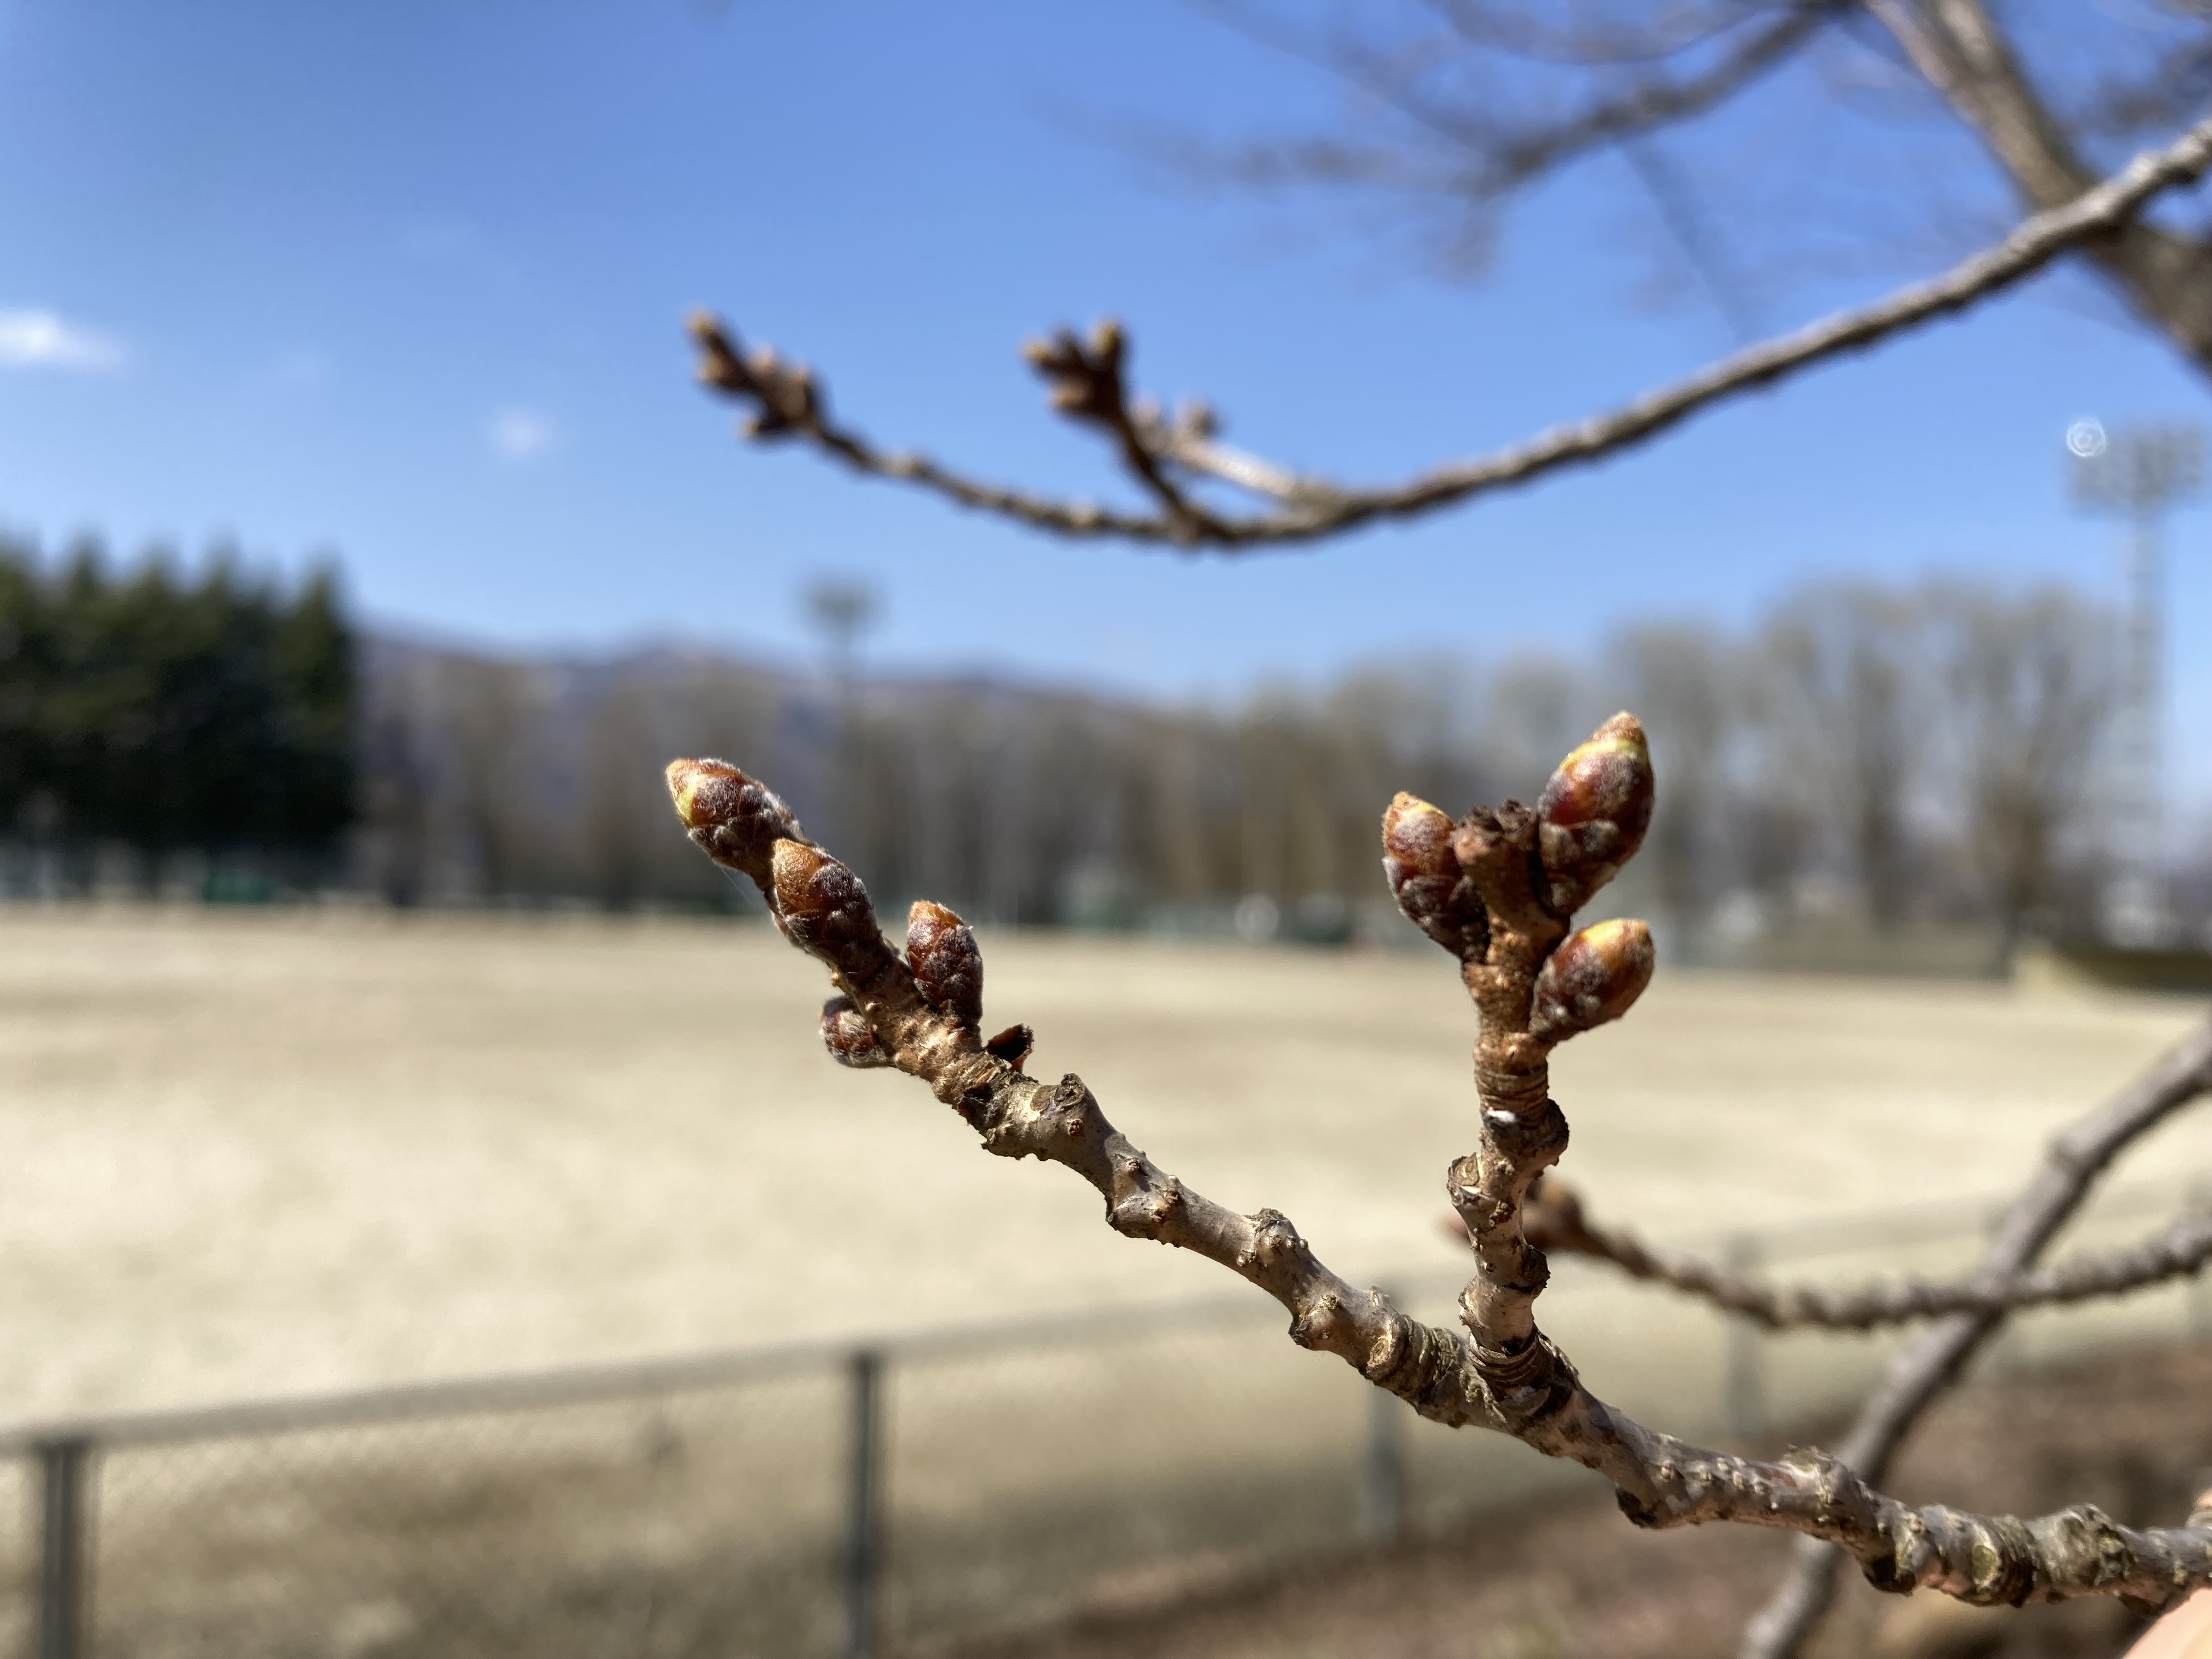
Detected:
[{"left": 4, "top": 1176, "right": 2208, "bottom": 1659}]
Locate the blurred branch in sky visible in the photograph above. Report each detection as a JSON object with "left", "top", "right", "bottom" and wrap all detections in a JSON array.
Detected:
[{"left": 689, "top": 106, "right": 2212, "bottom": 550}]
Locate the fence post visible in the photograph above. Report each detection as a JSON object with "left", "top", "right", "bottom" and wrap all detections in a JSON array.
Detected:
[
  {"left": 1723, "top": 1235, "right": 1764, "bottom": 1439},
  {"left": 35, "top": 1436, "right": 91, "bottom": 1659},
  {"left": 841, "top": 1348, "right": 884, "bottom": 1659},
  {"left": 1357, "top": 1376, "right": 1404, "bottom": 1545}
]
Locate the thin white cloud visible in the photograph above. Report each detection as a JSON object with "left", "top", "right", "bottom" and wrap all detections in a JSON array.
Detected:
[
  {"left": 0, "top": 308, "right": 126, "bottom": 372},
  {"left": 489, "top": 407, "right": 556, "bottom": 461}
]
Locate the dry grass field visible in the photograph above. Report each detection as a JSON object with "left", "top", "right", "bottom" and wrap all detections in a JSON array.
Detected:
[{"left": 0, "top": 902, "right": 2207, "bottom": 1424}]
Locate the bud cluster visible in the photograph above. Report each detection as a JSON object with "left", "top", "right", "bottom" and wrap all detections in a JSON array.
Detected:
[
  {"left": 1381, "top": 793, "right": 1488, "bottom": 958},
  {"left": 687, "top": 312, "right": 822, "bottom": 441},
  {"left": 906, "top": 901, "right": 984, "bottom": 1029},
  {"left": 1528, "top": 919, "right": 1655, "bottom": 1045},
  {"left": 820, "top": 996, "right": 889, "bottom": 1069},
  {"left": 1023, "top": 319, "right": 1130, "bottom": 428},
  {"left": 665, "top": 758, "right": 805, "bottom": 887},
  {"left": 1535, "top": 713, "right": 1654, "bottom": 917}
]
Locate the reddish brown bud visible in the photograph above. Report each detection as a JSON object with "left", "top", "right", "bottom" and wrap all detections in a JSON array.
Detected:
[
  {"left": 1381, "top": 792, "right": 1488, "bottom": 957},
  {"left": 820, "top": 995, "right": 888, "bottom": 1069},
  {"left": 770, "top": 839, "right": 885, "bottom": 968},
  {"left": 1529, "top": 918, "right": 1655, "bottom": 1045},
  {"left": 1536, "top": 714, "right": 1654, "bottom": 915},
  {"left": 665, "top": 758, "right": 804, "bottom": 886},
  {"left": 906, "top": 900, "right": 984, "bottom": 1028},
  {"left": 985, "top": 1023, "right": 1034, "bottom": 1071}
]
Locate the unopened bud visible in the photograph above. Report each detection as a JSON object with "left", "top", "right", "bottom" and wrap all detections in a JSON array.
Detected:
[
  {"left": 907, "top": 901, "right": 984, "bottom": 1028},
  {"left": 1529, "top": 918, "right": 1655, "bottom": 1044},
  {"left": 665, "top": 758, "right": 804, "bottom": 885},
  {"left": 820, "top": 996, "right": 889, "bottom": 1069},
  {"left": 1381, "top": 793, "right": 1488, "bottom": 957},
  {"left": 985, "top": 1023, "right": 1034, "bottom": 1071},
  {"left": 1536, "top": 714, "right": 1654, "bottom": 915},
  {"left": 771, "top": 839, "right": 882, "bottom": 959}
]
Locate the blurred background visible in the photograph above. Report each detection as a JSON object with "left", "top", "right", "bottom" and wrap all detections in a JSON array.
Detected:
[{"left": 3, "top": 4, "right": 2212, "bottom": 1658}]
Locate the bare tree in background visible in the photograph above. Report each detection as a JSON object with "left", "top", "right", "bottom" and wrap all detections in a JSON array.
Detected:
[
  {"left": 1928, "top": 582, "right": 2117, "bottom": 956},
  {"left": 1615, "top": 623, "right": 1735, "bottom": 934},
  {"left": 1479, "top": 653, "right": 1598, "bottom": 794},
  {"left": 582, "top": 682, "right": 659, "bottom": 912},
  {"left": 358, "top": 573, "right": 2117, "bottom": 941},
  {"left": 1763, "top": 585, "right": 1925, "bottom": 927},
  {"left": 443, "top": 658, "right": 544, "bottom": 901}
]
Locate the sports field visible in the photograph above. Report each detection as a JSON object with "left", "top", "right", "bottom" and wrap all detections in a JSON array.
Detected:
[{"left": 0, "top": 905, "right": 2204, "bottom": 1420}]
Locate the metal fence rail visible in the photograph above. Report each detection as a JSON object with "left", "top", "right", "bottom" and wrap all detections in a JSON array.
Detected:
[{"left": 3, "top": 1176, "right": 2207, "bottom": 1659}]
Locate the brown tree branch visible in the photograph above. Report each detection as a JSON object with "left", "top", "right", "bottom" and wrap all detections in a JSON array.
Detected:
[
  {"left": 1871, "top": 0, "right": 2212, "bottom": 365},
  {"left": 665, "top": 738, "right": 2212, "bottom": 1615},
  {"left": 690, "top": 108, "right": 2212, "bottom": 551},
  {"left": 1174, "top": 2, "right": 1838, "bottom": 202},
  {"left": 1523, "top": 1178, "right": 2212, "bottom": 1330},
  {"left": 1420, "top": 0, "right": 1805, "bottom": 69},
  {"left": 1739, "top": 1012, "right": 2212, "bottom": 1659}
]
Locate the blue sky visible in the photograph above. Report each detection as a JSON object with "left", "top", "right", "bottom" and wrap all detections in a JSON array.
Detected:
[{"left": 2, "top": 0, "right": 2210, "bottom": 795}]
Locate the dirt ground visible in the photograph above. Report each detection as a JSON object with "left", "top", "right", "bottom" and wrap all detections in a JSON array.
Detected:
[
  {"left": 952, "top": 1343, "right": 2212, "bottom": 1659},
  {"left": 0, "top": 904, "right": 2206, "bottom": 1420}
]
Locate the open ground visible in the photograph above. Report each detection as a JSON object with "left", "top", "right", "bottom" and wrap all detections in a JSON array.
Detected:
[{"left": 0, "top": 904, "right": 2205, "bottom": 1421}]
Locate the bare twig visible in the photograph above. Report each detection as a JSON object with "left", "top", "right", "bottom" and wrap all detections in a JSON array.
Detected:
[
  {"left": 1739, "top": 1013, "right": 2212, "bottom": 1659},
  {"left": 667, "top": 735, "right": 2212, "bottom": 1615},
  {"left": 691, "top": 109, "right": 2212, "bottom": 551},
  {"left": 1522, "top": 1179, "right": 2212, "bottom": 1330},
  {"left": 1176, "top": 2, "right": 1838, "bottom": 202}
]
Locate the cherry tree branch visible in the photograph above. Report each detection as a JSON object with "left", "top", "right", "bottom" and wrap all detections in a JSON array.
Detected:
[
  {"left": 1740, "top": 1012, "right": 2212, "bottom": 1659},
  {"left": 665, "top": 739, "right": 2212, "bottom": 1615},
  {"left": 1523, "top": 1178, "right": 2212, "bottom": 1330},
  {"left": 690, "top": 109, "right": 2212, "bottom": 551},
  {"left": 1169, "top": 2, "right": 1838, "bottom": 201}
]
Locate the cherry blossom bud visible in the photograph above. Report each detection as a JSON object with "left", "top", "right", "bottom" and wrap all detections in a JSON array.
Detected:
[
  {"left": 1529, "top": 918, "right": 1655, "bottom": 1044},
  {"left": 770, "top": 839, "right": 882, "bottom": 961},
  {"left": 665, "top": 758, "right": 804, "bottom": 884},
  {"left": 906, "top": 901, "right": 984, "bottom": 1028},
  {"left": 1536, "top": 714, "right": 1654, "bottom": 916},
  {"left": 820, "top": 996, "right": 888, "bottom": 1069},
  {"left": 985, "top": 1023, "right": 1034, "bottom": 1071},
  {"left": 1381, "top": 792, "right": 1488, "bottom": 957}
]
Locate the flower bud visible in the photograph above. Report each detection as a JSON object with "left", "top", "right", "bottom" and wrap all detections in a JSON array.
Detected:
[
  {"left": 770, "top": 839, "right": 884, "bottom": 963},
  {"left": 985, "top": 1023, "right": 1034, "bottom": 1071},
  {"left": 1381, "top": 793, "right": 1488, "bottom": 957},
  {"left": 820, "top": 996, "right": 889, "bottom": 1069},
  {"left": 1536, "top": 714, "right": 1654, "bottom": 915},
  {"left": 1529, "top": 918, "right": 1655, "bottom": 1045},
  {"left": 665, "top": 758, "right": 804, "bottom": 885},
  {"left": 906, "top": 901, "right": 984, "bottom": 1028}
]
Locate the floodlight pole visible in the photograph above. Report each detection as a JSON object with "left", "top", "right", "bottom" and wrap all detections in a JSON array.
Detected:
[
  {"left": 2070, "top": 423, "right": 2203, "bottom": 948},
  {"left": 803, "top": 578, "right": 882, "bottom": 853}
]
